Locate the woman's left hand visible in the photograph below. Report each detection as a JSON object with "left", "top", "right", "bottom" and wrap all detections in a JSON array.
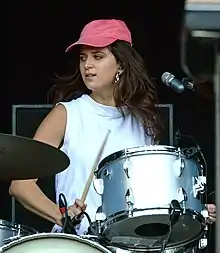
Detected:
[{"left": 206, "top": 204, "right": 216, "bottom": 224}]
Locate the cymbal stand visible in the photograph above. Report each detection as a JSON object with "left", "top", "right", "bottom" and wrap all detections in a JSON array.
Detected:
[{"left": 214, "top": 38, "right": 220, "bottom": 253}]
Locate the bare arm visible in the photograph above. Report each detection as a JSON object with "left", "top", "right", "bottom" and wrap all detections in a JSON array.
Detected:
[{"left": 9, "top": 104, "right": 66, "bottom": 226}]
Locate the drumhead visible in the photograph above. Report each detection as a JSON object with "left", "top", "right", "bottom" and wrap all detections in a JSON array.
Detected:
[
  {"left": 2, "top": 233, "right": 112, "bottom": 253},
  {"left": 96, "top": 145, "right": 179, "bottom": 177}
]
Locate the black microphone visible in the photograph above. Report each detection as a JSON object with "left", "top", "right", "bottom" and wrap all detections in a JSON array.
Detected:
[
  {"left": 169, "top": 199, "right": 182, "bottom": 227},
  {"left": 161, "top": 72, "right": 185, "bottom": 93}
]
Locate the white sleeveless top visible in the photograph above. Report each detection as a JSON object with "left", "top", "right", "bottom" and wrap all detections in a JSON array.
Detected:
[{"left": 52, "top": 94, "right": 152, "bottom": 234}]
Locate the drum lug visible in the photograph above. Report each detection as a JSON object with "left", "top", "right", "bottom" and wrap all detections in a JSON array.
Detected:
[
  {"left": 95, "top": 206, "right": 106, "bottom": 221},
  {"left": 173, "top": 158, "right": 184, "bottom": 177},
  {"left": 198, "top": 224, "right": 208, "bottom": 249},
  {"left": 125, "top": 189, "right": 134, "bottom": 217},
  {"left": 177, "top": 187, "right": 187, "bottom": 202},
  {"left": 95, "top": 206, "right": 106, "bottom": 234},
  {"left": 176, "top": 187, "right": 187, "bottom": 211},
  {"left": 123, "top": 159, "right": 132, "bottom": 178},
  {"left": 173, "top": 149, "right": 184, "bottom": 177}
]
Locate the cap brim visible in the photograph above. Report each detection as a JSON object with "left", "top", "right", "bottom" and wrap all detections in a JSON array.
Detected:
[{"left": 65, "top": 37, "right": 117, "bottom": 52}]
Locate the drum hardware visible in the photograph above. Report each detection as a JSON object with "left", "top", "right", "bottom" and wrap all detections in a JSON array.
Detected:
[
  {"left": 173, "top": 133, "right": 209, "bottom": 217},
  {"left": 172, "top": 148, "right": 184, "bottom": 177},
  {"left": 174, "top": 129, "right": 203, "bottom": 159},
  {"left": 103, "top": 169, "right": 111, "bottom": 179},
  {"left": 3, "top": 235, "right": 21, "bottom": 245},
  {"left": 198, "top": 223, "right": 208, "bottom": 250},
  {"left": 1, "top": 224, "right": 27, "bottom": 245},
  {"left": 173, "top": 154, "right": 185, "bottom": 178},
  {"left": 0, "top": 219, "right": 39, "bottom": 247},
  {"left": 123, "top": 159, "right": 132, "bottom": 179},
  {"left": 125, "top": 189, "right": 135, "bottom": 218},
  {"left": 176, "top": 187, "right": 187, "bottom": 212},
  {"left": 95, "top": 206, "right": 106, "bottom": 236},
  {"left": 124, "top": 167, "right": 129, "bottom": 179},
  {"left": 124, "top": 158, "right": 135, "bottom": 218},
  {"left": 182, "top": 147, "right": 200, "bottom": 159}
]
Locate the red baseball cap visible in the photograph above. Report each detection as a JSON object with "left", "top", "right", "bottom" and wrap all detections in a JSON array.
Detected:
[{"left": 65, "top": 19, "right": 132, "bottom": 52}]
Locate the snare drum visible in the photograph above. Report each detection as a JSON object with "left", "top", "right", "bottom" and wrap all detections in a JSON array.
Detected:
[
  {"left": 1, "top": 233, "right": 112, "bottom": 252},
  {"left": 0, "top": 219, "right": 38, "bottom": 246},
  {"left": 95, "top": 145, "right": 207, "bottom": 251}
]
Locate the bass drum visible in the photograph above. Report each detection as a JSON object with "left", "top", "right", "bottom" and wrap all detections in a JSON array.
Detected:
[
  {"left": 1, "top": 233, "right": 112, "bottom": 253},
  {"left": 0, "top": 219, "right": 38, "bottom": 246}
]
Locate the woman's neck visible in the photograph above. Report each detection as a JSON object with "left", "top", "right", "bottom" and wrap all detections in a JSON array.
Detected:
[{"left": 90, "top": 92, "right": 116, "bottom": 107}]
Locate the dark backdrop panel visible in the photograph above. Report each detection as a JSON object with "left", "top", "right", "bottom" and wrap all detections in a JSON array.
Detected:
[{"left": 12, "top": 105, "right": 55, "bottom": 232}]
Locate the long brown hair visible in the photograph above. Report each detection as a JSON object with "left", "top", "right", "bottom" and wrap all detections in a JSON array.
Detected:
[{"left": 48, "top": 40, "right": 163, "bottom": 141}]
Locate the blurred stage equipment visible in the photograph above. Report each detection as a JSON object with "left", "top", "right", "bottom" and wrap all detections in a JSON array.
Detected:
[{"left": 182, "top": 1, "right": 220, "bottom": 252}]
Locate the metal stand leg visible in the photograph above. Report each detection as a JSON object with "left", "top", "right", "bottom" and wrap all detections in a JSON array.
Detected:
[
  {"left": 215, "top": 41, "right": 220, "bottom": 253},
  {"left": 11, "top": 197, "right": 15, "bottom": 222}
]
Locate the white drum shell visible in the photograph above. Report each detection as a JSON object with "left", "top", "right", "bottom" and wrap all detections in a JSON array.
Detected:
[{"left": 98, "top": 146, "right": 203, "bottom": 216}]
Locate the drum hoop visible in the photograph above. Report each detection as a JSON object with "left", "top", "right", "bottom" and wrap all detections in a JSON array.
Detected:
[
  {"left": 0, "top": 219, "right": 38, "bottom": 234},
  {"left": 96, "top": 145, "right": 179, "bottom": 176},
  {"left": 1, "top": 232, "right": 111, "bottom": 252}
]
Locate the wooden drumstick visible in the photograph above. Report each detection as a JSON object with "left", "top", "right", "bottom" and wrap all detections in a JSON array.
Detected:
[{"left": 80, "top": 130, "right": 111, "bottom": 204}]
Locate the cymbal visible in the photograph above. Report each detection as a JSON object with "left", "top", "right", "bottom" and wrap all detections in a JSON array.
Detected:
[{"left": 0, "top": 133, "right": 70, "bottom": 180}]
